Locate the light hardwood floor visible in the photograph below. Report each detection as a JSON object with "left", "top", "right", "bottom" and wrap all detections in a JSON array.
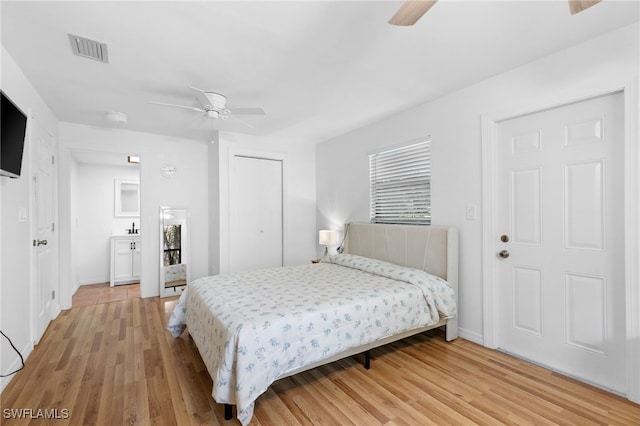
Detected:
[
  {"left": 1, "top": 296, "right": 638, "bottom": 425},
  {"left": 72, "top": 282, "right": 140, "bottom": 307}
]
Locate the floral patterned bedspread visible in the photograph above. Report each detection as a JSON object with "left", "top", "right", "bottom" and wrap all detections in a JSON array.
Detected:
[{"left": 166, "top": 254, "right": 456, "bottom": 425}]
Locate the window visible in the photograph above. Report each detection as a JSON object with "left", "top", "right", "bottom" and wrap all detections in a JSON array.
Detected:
[{"left": 369, "top": 140, "right": 431, "bottom": 225}]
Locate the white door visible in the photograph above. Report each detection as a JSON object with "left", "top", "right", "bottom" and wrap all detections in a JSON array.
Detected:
[
  {"left": 496, "top": 92, "right": 625, "bottom": 393},
  {"left": 31, "top": 120, "right": 54, "bottom": 343},
  {"left": 230, "top": 155, "right": 283, "bottom": 272}
]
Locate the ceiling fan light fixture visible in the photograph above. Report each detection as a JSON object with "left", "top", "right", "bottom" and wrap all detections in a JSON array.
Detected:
[
  {"left": 204, "top": 92, "right": 228, "bottom": 110},
  {"left": 151, "top": 86, "right": 265, "bottom": 133}
]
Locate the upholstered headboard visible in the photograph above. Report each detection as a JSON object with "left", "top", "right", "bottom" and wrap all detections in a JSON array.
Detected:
[{"left": 344, "top": 223, "right": 459, "bottom": 294}]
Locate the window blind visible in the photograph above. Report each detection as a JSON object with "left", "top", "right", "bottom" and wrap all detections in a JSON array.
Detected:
[{"left": 369, "top": 140, "right": 431, "bottom": 225}]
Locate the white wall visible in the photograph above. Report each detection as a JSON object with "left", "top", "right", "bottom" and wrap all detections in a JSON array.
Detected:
[
  {"left": 58, "top": 123, "right": 209, "bottom": 306},
  {"left": 1, "top": 46, "right": 59, "bottom": 392},
  {"left": 316, "top": 23, "right": 639, "bottom": 343},
  {"left": 73, "top": 163, "right": 139, "bottom": 286}
]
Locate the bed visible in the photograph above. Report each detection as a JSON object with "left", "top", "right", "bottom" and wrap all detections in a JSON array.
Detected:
[
  {"left": 164, "top": 263, "right": 187, "bottom": 288},
  {"left": 167, "top": 223, "right": 458, "bottom": 425}
]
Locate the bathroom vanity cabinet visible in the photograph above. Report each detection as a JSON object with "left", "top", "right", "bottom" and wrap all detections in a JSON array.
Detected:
[{"left": 110, "top": 235, "right": 141, "bottom": 286}]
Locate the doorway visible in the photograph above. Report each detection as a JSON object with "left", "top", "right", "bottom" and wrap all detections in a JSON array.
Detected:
[
  {"left": 68, "top": 150, "right": 141, "bottom": 300},
  {"left": 496, "top": 92, "right": 625, "bottom": 392},
  {"left": 481, "top": 89, "right": 640, "bottom": 400}
]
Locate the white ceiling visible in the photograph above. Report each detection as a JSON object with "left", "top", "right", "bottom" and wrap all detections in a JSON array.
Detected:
[{"left": 2, "top": 1, "right": 638, "bottom": 145}]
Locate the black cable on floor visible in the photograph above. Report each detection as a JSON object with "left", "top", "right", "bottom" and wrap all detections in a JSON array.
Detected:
[{"left": 0, "top": 329, "right": 25, "bottom": 377}]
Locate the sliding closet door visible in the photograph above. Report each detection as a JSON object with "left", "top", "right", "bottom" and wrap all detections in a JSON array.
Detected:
[{"left": 229, "top": 155, "right": 283, "bottom": 272}]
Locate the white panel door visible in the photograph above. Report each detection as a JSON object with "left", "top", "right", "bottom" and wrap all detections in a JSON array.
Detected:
[
  {"left": 31, "top": 120, "right": 53, "bottom": 344},
  {"left": 230, "top": 155, "right": 283, "bottom": 272},
  {"left": 497, "top": 92, "right": 625, "bottom": 393}
]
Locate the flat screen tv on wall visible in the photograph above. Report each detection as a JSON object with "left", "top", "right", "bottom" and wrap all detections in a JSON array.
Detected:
[{"left": 1, "top": 91, "right": 28, "bottom": 178}]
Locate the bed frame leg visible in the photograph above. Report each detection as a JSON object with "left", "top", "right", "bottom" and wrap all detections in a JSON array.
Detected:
[
  {"left": 364, "top": 350, "right": 371, "bottom": 370},
  {"left": 224, "top": 404, "right": 232, "bottom": 420},
  {"left": 445, "top": 318, "right": 458, "bottom": 341}
]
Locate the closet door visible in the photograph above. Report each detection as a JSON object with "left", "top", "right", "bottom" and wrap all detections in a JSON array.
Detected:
[{"left": 230, "top": 155, "right": 283, "bottom": 272}]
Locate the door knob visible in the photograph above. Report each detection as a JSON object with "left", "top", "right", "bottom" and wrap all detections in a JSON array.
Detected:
[
  {"left": 37, "top": 239, "right": 48, "bottom": 246},
  {"left": 498, "top": 250, "right": 509, "bottom": 259}
]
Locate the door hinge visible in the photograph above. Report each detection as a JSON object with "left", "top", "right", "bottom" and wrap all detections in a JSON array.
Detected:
[
  {"left": 51, "top": 222, "right": 55, "bottom": 232},
  {"left": 52, "top": 290, "right": 55, "bottom": 300},
  {"left": 51, "top": 155, "right": 55, "bottom": 165}
]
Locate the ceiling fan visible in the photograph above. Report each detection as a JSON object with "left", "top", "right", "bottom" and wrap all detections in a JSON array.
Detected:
[
  {"left": 388, "top": 0, "right": 602, "bottom": 26},
  {"left": 150, "top": 86, "right": 265, "bottom": 121}
]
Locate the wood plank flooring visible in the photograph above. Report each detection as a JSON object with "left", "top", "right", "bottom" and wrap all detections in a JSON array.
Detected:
[
  {"left": 72, "top": 282, "right": 140, "bottom": 307},
  {"left": 1, "top": 296, "right": 638, "bottom": 425}
]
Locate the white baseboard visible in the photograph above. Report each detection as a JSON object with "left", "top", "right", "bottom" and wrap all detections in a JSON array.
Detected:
[
  {"left": 71, "top": 278, "right": 106, "bottom": 296},
  {"left": 51, "top": 303, "right": 62, "bottom": 319},
  {"left": 0, "top": 341, "right": 32, "bottom": 394},
  {"left": 458, "top": 327, "right": 483, "bottom": 345},
  {"left": 78, "top": 278, "right": 108, "bottom": 286}
]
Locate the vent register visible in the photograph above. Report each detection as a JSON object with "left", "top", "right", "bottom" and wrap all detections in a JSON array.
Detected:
[{"left": 68, "top": 34, "right": 108, "bottom": 63}]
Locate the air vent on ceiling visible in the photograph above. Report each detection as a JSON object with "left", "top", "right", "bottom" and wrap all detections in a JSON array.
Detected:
[{"left": 68, "top": 34, "right": 109, "bottom": 63}]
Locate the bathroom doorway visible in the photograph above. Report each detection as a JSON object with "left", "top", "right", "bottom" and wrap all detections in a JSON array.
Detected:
[{"left": 69, "top": 150, "right": 141, "bottom": 304}]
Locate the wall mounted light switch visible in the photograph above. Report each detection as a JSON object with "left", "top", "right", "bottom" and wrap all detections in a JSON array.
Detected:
[
  {"left": 466, "top": 204, "right": 477, "bottom": 220},
  {"left": 18, "top": 207, "right": 28, "bottom": 222}
]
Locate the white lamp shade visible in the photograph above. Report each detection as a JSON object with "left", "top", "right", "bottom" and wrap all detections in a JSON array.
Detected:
[{"left": 319, "top": 230, "right": 338, "bottom": 246}]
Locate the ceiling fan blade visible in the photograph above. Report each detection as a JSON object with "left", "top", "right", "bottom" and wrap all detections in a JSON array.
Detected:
[
  {"left": 188, "top": 86, "right": 212, "bottom": 106},
  {"left": 389, "top": 0, "right": 438, "bottom": 26},
  {"left": 568, "top": 0, "right": 602, "bottom": 15},
  {"left": 149, "top": 100, "right": 205, "bottom": 113},
  {"left": 188, "top": 85, "right": 206, "bottom": 94},
  {"left": 228, "top": 107, "right": 266, "bottom": 116},
  {"left": 227, "top": 114, "right": 255, "bottom": 129}
]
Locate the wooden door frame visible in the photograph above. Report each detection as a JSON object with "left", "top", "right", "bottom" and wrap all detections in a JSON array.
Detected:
[{"left": 481, "top": 82, "right": 639, "bottom": 402}]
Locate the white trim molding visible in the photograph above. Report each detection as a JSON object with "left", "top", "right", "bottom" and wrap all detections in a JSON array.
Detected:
[
  {"left": 480, "top": 115, "right": 499, "bottom": 350},
  {"left": 622, "top": 77, "right": 640, "bottom": 403}
]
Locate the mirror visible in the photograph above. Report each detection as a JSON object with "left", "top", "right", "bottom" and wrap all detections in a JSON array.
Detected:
[
  {"left": 115, "top": 179, "right": 140, "bottom": 217},
  {"left": 160, "top": 207, "right": 190, "bottom": 297}
]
